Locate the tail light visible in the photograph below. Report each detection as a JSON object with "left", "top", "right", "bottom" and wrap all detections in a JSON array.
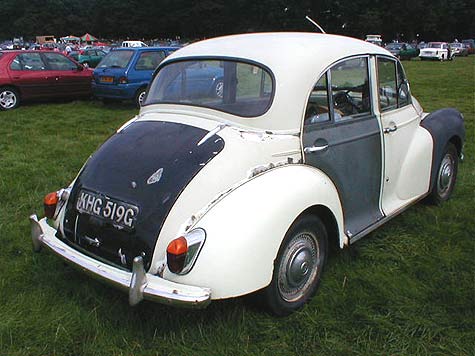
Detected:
[
  {"left": 118, "top": 76, "right": 128, "bottom": 84},
  {"left": 44, "top": 192, "right": 59, "bottom": 219},
  {"left": 167, "top": 229, "right": 206, "bottom": 274}
]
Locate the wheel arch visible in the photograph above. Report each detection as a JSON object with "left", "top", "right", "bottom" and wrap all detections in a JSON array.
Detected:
[{"left": 420, "top": 108, "right": 465, "bottom": 192}]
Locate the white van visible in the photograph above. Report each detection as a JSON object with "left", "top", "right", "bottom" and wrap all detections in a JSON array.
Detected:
[{"left": 121, "top": 41, "right": 148, "bottom": 48}]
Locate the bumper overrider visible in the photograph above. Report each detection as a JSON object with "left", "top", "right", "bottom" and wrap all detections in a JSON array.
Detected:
[{"left": 29, "top": 214, "right": 211, "bottom": 308}]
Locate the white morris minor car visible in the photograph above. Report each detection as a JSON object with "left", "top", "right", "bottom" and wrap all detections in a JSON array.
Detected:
[
  {"left": 419, "top": 42, "right": 454, "bottom": 61},
  {"left": 30, "top": 33, "right": 465, "bottom": 316}
]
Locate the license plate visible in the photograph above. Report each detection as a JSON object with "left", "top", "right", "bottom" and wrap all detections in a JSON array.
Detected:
[
  {"left": 100, "top": 76, "right": 114, "bottom": 83},
  {"left": 76, "top": 190, "right": 139, "bottom": 230}
]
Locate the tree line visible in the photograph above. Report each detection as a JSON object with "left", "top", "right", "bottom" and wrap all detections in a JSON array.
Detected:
[{"left": 0, "top": 0, "right": 473, "bottom": 42}]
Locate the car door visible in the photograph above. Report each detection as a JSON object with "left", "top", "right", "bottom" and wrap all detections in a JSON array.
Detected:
[
  {"left": 41, "top": 52, "right": 90, "bottom": 96},
  {"left": 377, "top": 56, "right": 432, "bottom": 215},
  {"left": 8, "top": 52, "right": 52, "bottom": 98},
  {"left": 302, "top": 56, "right": 384, "bottom": 237}
]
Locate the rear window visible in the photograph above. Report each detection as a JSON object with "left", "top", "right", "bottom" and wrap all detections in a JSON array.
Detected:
[
  {"left": 144, "top": 59, "right": 274, "bottom": 117},
  {"left": 97, "top": 50, "right": 134, "bottom": 69}
]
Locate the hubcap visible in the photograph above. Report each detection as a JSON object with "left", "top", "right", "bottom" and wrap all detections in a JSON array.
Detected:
[
  {"left": 215, "top": 81, "right": 224, "bottom": 98},
  {"left": 278, "top": 232, "right": 320, "bottom": 302},
  {"left": 0, "top": 90, "right": 17, "bottom": 109},
  {"left": 138, "top": 91, "right": 146, "bottom": 105},
  {"left": 437, "top": 153, "right": 454, "bottom": 197}
]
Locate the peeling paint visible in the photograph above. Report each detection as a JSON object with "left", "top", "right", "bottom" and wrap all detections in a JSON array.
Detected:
[
  {"left": 147, "top": 168, "right": 164, "bottom": 185},
  {"left": 247, "top": 158, "right": 295, "bottom": 179}
]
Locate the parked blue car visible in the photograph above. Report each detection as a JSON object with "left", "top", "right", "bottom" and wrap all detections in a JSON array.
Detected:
[{"left": 92, "top": 47, "right": 179, "bottom": 107}]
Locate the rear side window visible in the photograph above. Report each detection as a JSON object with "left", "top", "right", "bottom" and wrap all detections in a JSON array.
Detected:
[
  {"left": 43, "top": 53, "right": 77, "bottom": 70},
  {"left": 98, "top": 50, "right": 134, "bottom": 69},
  {"left": 330, "top": 57, "right": 371, "bottom": 120},
  {"left": 10, "top": 53, "right": 46, "bottom": 71},
  {"left": 135, "top": 51, "right": 166, "bottom": 70}
]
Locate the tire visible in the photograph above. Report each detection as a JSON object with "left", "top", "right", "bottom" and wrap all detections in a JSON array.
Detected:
[
  {"left": 135, "top": 88, "right": 147, "bottom": 108},
  {"left": 427, "top": 143, "right": 458, "bottom": 205},
  {"left": 263, "top": 214, "right": 328, "bottom": 316},
  {"left": 0, "top": 87, "right": 20, "bottom": 110}
]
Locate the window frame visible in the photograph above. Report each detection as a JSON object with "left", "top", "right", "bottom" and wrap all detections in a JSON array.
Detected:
[{"left": 304, "top": 55, "right": 374, "bottom": 128}]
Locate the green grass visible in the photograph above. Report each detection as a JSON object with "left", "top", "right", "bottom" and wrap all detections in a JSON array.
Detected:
[{"left": 0, "top": 57, "right": 474, "bottom": 356}]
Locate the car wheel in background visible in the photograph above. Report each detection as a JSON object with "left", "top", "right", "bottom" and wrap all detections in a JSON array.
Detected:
[
  {"left": 427, "top": 143, "right": 458, "bottom": 205},
  {"left": 0, "top": 87, "right": 20, "bottom": 110},
  {"left": 264, "top": 214, "right": 328, "bottom": 316},
  {"left": 214, "top": 80, "right": 224, "bottom": 98},
  {"left": 135, "top": 88, "right": 147, "bottom": 108}
]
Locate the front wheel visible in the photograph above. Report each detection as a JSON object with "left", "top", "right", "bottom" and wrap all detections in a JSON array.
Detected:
[
  {"left": 264, "top": 214, "right": 327, "bottom": 316},
  {"left": 427, "top": 143, "right": 458, "bottom": 204},
  {"left": 0, "top": 87, "right": 20, "bottom": 110}
]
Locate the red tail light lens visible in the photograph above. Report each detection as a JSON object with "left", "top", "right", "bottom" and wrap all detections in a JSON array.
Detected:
[
  {"left": 44, "top": 192, "right": 59, "bottom": 219},
  {"left": 167, "top": 237, "right": 188, "bottom": 273},
  {"left": 118, "top": 76, "right": 128, "bottom": 84},
  {"left": 166, "top": 229, "right": 206, "bottom": 274}
]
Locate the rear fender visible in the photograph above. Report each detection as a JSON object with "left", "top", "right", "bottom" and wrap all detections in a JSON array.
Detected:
[{"left": 165, "top": 164, "right": 344, "bottom": 299}]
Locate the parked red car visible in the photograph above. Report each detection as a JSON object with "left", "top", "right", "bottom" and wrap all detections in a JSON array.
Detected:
[{"left": 0, "top": 50, "right": 92, "bottom": 110}]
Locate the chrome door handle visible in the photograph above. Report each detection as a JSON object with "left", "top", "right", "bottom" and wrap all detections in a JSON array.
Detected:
[
  {"left": 304, "top": 144, "right": 328, "bottom": 153},
  {"left": 383, "top": 124, "right": 398, "bottom": 134}
]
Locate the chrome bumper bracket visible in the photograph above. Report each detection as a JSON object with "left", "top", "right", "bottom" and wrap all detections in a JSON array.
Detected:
[{"left": 129, "top": 256, "right": 147, "bottom": 306}]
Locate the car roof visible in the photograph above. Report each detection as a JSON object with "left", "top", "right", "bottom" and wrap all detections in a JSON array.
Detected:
[
  {"left": 153, "top": 32, "right": 391, "bottom": 132},
  {"left": 113, "top": 46, "right": 179, "bottom": 52}
]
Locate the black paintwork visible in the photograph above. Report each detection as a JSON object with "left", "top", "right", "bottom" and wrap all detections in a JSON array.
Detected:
[
  {"left": 303, "top": 115, "right": 384, "bottom": 235},
  {"left": 61, "top": 120, "right": 225, "bottom": 270},
  {"left": 420, "top": 108, "right": 465, "bottom": 192}
]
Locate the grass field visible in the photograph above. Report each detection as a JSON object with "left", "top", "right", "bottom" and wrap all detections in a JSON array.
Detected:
[{"left": 0, "top": 57, "right": 473, "bottom": 356}]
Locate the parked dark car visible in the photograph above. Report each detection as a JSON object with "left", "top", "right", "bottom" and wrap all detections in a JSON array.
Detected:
[
  {"left": 0, "top": 50, "right": 92, "bottom": 110},
  {"left": 461, "top": 39, "right": 474, "bottom": 54},
  {"left": 78, "top": 49, "right": 107, "bottom": 68},
  {"left": 92, "top": 46, "right": 179, "bottom": 107},
  {"left": 385, "top": 42, "right": 419, "bottom": 60}
]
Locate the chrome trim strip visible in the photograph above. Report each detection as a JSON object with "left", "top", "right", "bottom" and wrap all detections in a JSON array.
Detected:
[{"left": 29, "top": 215, "right": 211, "bottom": 308}]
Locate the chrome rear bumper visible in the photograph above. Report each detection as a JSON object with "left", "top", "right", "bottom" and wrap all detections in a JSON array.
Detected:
[{"left": 29, "top": 214, "right": 211, "bottom": 308}]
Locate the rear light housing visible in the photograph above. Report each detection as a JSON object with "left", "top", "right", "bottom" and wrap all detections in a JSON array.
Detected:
[
  {"left": 118, "top": 76, "right": 128, "bottom": 84},
  {"left": 43, "top": 188, "right": 70, "bottom": 220},
  {"left": 167, "top": 229, "right": 206, "bottom": 275},
  {"left": 43, "top": 192, "right": 59, "bottom": 219}
]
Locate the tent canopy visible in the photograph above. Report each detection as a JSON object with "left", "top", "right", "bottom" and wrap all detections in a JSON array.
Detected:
[
  {"left": 61, "top": 35, "right": 80, "bottom": 42},
  {"left": 81, "top": 33, "right": 98, "bottom": 42}
]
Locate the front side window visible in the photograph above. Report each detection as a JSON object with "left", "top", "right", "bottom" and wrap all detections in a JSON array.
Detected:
[
  {"left": 10, "top": 53, "right": 46, "bottom": 71},
  {"left": 144, "top": 59, "right": 274, "bottom": 117},
  {"left": 97, "top": 50, "right": 134, "bottom": 69},
  {"left": 330, "top": 57, "right": 371, "bottom": 120},
  {"left": 377, "top": 57, "right": 411, "bottom": 111},
  {"left": 43, "top": 53, "right": 77, "bottom": 70},
  {"left": 135, "top": 51, "right": 166, "bottom": 70}
]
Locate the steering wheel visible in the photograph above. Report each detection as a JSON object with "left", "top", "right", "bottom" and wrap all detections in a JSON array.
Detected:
[{"left": 333, "top": 91, "right": 359, "bottom": 116}]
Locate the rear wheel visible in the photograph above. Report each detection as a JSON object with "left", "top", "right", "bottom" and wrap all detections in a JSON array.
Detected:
[
  {"left": 264, "top": 214, "right": 327, "bottom": 316},
  {"left": 0, "top": 87, "right": 20, "bottom": 110},
  {"left": 427, "top": 143, "right": 458, "bottom": 204},
  {"left": 135, "top": 88, "right": 147, "bottom": 108}
]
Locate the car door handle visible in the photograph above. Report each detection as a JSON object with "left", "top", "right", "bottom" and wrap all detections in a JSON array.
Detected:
[
  {"left": 304, "top": 144, "right": 329, "bottom": 153},
  {"left": 383, "top": 124, "right": 398, "bottom": 134}
]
